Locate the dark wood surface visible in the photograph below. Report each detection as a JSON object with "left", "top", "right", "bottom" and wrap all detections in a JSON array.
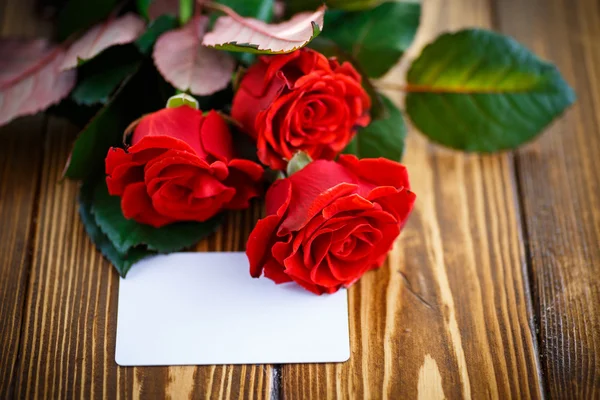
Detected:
[
  {"left": 0, "top": 1, "right": 49, "bottom": 397},
  {"left": 283, "top": 1, "right": 544, "bottom": 398},
  {"left": 495, "top": 1, "right": 600, "bottom": 398},
  {"left": 1, "top": 0, "right": 598, "bottom": 398}
]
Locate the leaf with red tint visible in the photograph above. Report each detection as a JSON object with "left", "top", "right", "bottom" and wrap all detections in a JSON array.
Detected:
[
  {"left": 0, "top": 38, "right": 76, "bottom": 126},
  {"left": 153, "top": 15, "right": 235, "bottom": 96},
  {"left": 202, "top": 3, "right": 325, "bottom": 54},
  {"left": 61, "top": 13, "right": 146, "bottom": 70},
  {"left": 148, "top": 0, "right": 179, "bottom": 20}
]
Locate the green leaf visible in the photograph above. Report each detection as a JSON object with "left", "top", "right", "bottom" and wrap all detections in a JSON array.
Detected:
[
  {"left": 325, "top": 0, "right": 386, "bottom": 11},
  {"left": 72, "top": 61, "right": 139, "bottom": 105},
  {"left": 58, "top": 0, "right": 119, "bottom": 41},
  {"left": 47, "top": 98, "right": 99, "bottom": 128},
  {"left": 405, "top": 29, "right": 576, "bottom": 152},
  {"left": 64, "top": 63, "right": 167, "bottom": 180},
  {"left": 215, "top": 0, "right": 273, "bottom": 20},
  {"left": 321, "top": 1, "right": 421, "bottom": 78},
  {"left": 343, "top": 94, "right": 406, "bottom": 161},
  {"left": 64, "top": 67, "right": 141, "bottom": 180},
  {"left": 79, "top": 180, "right": 154, "bottom": 277},
  {"left": 71, "top": 46, "right": 142, "bottom": 106},
  {"left": 136, "top": 0, "right": 153, "bottom": 19},
  {"left": 136, "top": 14, "right": 178, "bottom": 54},
  {"left": 91, "top": 179, "right": 223, "bottom": 254},
  {"left": 286, "top": 0, "right": 384, "bottom": 14}
]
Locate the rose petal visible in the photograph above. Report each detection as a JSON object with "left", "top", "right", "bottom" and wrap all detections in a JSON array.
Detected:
[
  {"left": 151, "top": 173, "right": 234, "bottom": 222},
  {"left": 304, "top": 229, "right": 332, "bottom": 268},
  {"left": 224, "top": 174, "right": 260, "bottom": 209},
  {"left": 335, "top": 61, "right": 362, "bottom": 82},
  {"left": 338, "top": 154, "right": 411, "bottom": 190},
  {"left": 228, "top": 159, "right": 264, "bottom": 182},
  {"left": 246, "top": 179, "right": 292, "bottom": 277},
  {"left": 132, "top": 106, "right": 207, "bottom": 158},
  {"left": 310, "top": 256, "right": 341, "bottom": 288},
  {"left": 200, "top": 110, "right": 234, "bottom": 162},
  {"left": 321, "top": 194, "right": 374, "bottom": 219},
  {"left": 258, "top": 90, "right": 300, "bottom": 158},
  {"left": 223, "top": 161, "right": 263, "bottom": 209},
  {"left": 279, "top": 48, "right": 332, "bottom": 79},
  {"left": 144, "top": 150, "right": 209, "bottom": 194},
  {"left": 326, "top": 253, "right": 370, "bottom": 284},
  {"left": 105, "top": 148, "right": 144, "bottom": 195},
  {"left": 265, "top": 178, "right": 292, "bottom": 217},
  {"left": 272, "top": 234, "right": 294, "bottom": 265},
  {"left": 281, "top": 161, "right": 360, "bottom": 234},
  {"left": 208, "top": 160, "right": 229, "bottom": 181},
  {"left": 283, "top": 251, "right": 324, "bottom": 294},
  {"left": 256, "top": 131, "right": 288, "bottom": 170},
  {"left": 129, "top": 135, "right": 196, "bottom": 155},
  {"left": 247, "top": 215, "right": 283, "bottom": 277},
  {"left": 231, "top": 59, "right": 286, "bottom": 136},
  {"left": 121, "top": 181, "right": 176, "bottom": 227},
  {"left": 190, "top": 172, "right": 232, "bottom": 198},
  {"left": 105, "top": 147, "right": 131, "bottom": 175},
  {"left": 263, "top": 258, "right": 292, "bottom": 284},
  {"left": 367, "top": 186, "right": 416, "bottom": 224}
]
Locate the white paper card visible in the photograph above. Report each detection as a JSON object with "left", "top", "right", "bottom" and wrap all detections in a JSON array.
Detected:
[{"left": 116, "top": 252, "right": 350, "bottom": 366}]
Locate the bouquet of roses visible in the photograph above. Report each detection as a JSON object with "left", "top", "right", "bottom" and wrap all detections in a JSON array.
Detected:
[{"left": 0, "top": 0, "right": 574, "bottom": 294}]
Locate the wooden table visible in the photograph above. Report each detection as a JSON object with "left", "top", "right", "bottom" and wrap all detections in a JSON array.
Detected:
[{"left": 1, "top": 0, "right": 599, "bottom": 398}]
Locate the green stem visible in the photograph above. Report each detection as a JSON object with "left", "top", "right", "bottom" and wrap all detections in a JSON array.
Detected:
[
  {"left": 286, "top": 152, "right": 313, "bottom": 177},
  {"left": 179, "top": 0, "right": 194, "bottom": 25}
]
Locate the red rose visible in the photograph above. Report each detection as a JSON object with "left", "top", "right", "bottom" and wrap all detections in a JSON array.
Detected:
[
  {"left": 246, "top": 154, "right": 415, "bottom": 294},
  {"left": 231, "top": 48, "right": 371, "bottom": 170},
  {"left": 105, "top": 106, "right": 263, "bottom": 228}
]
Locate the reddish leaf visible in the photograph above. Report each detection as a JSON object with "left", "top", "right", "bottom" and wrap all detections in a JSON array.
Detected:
[
  {"left": 148, "top": 0, "right": 179, "bottom": 20},
  {"left": 202, "top": 3, "right": 325, "bottom": 54},
  {"left": 153, "top": 16, "right": 235, "bottom": 96},
  {"left": 61, "top": 13, "right": 146, "bottom": 70},
  {"left": 0, "top": 38, "right": 76, "bottom": 126}
]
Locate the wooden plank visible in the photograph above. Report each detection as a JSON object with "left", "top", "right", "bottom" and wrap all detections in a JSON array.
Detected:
[
  {"left": 495, "top": 0, "right": 600, "bottom": 397},
  {"left": 0, "top": 111, "right": 44, "bottom": 399},
  {"left": 0, "top": 1, "right": 50, "bottom": 398},
  {"left": 281, "top": 0, "right": 544, "bottom": 398},
  {"left": 13, "top": 118, "right": 274, "bottom": 398}
]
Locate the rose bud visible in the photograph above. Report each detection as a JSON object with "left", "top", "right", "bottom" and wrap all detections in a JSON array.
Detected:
[
  {"left": 105, "top": 106, "right": 263, "bottom": 228},
  {"left": 246, "top": 154, "right": 415, "bottom": 295},
  {"left": 231, "top": 48, "right": 371, "bottom": 170}
]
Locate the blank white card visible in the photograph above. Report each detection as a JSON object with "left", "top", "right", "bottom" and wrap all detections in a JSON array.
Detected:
[{"left": 116, "top": 252, "right": 350, "bottom": 366}]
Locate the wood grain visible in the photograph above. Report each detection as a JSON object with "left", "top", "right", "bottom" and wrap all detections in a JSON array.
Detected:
[
  {"left": 281, "top": 0, "right": 544, "bottom": 398},
  {"left": 0, "top": 1, "right": 50, "bottom": 398},
  {"left": 1, "top": 2, "right": 274, "bottom": 396},
  {"left": 12, "top": 118, "right": 274, "bottom": 399},
  {"left": 3, "top": 0, "right": 599, "bottom": 398},
  {"left": 0, "top": 2, "right": 272, "bottom": 397},
  {"left": 0, "top": 111, "right": 44, "bottom": 399},
  {"left": 496, "top": 0, "right": 600, "bottom": 397}
]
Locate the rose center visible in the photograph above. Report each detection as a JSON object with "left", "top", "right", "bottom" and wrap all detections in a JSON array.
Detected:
[
  {"left": 339, "top": 237, "right": 354, "bottom": 254},
  {"left": 302, "top": 106, "right": 315, "bottom": 121},
  {"left": 161, "top": 182, "right": 191, "bottom": 200},
  {"left": 329, "top": 228, "right": 377, "bottom": 262}
]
